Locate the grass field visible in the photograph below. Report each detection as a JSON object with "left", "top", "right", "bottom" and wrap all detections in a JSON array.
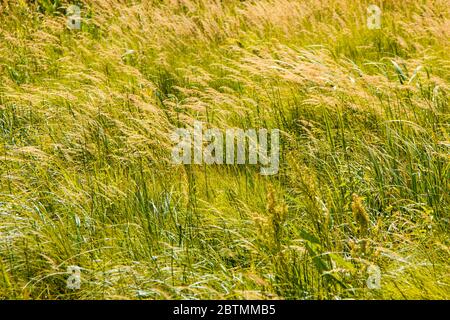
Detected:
[{"left": 0, "top": 0, "right": 449, "bottom": 299}]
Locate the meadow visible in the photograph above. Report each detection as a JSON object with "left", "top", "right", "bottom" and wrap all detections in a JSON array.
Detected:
[{"left": 0, "top": 0, "right": 448, "bottom": 299}]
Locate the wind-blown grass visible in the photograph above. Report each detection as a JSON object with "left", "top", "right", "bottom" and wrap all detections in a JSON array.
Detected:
[{"left": 0, "top": 0, "right": 448, "bottom": 299}]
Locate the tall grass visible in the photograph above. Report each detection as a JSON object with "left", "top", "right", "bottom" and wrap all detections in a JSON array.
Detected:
[{"left": 0, "top": 0, "right": 448, "bottom": 299}]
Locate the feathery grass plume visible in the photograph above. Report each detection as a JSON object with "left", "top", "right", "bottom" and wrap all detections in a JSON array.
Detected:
[
  {"left": 351, "top": 193, "right": 370, "bottom": 236},
  {"left": 266, "top": 184, "right": 287, "bottom": 247}
]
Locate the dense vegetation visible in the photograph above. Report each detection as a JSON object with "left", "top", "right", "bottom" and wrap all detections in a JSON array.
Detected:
[{"left": 0, "top": 0, "right": 448, "bottom": 299}]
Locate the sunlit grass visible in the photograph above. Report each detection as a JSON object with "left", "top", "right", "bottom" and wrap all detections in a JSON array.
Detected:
[{"left": 0, "top": 0, "right": 448, "bottom": 299}]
